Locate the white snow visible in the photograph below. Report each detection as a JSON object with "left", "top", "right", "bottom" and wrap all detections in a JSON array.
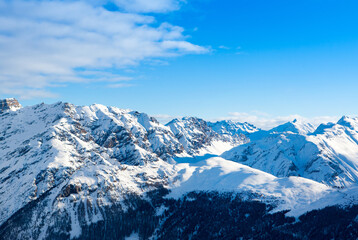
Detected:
[
  {"left": 222, "top": 116, "right": 358, "bottom": 187},
  {"left": 169, "top": 157, "right": 332, "bottom": 215},
  {"left": 0, "top": 100, "right": 357, "bottom": 238},
  {"left": 269, "top": 119, "right": 315, "bottom": 135},
  {"left": 209, "top": 120, "right": 259, "bottom": 135},
  {"left": 166, "top": 117, "right": 248, "bottom": 156}
]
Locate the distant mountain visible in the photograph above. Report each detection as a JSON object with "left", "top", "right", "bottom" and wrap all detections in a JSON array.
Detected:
[
  {"left": 222, "top": 117, "right": 358, "bottom": 188},
  {"left": 0, "top": 99, "right": 357, "bottom": 239},
  {"left": 268, "top": 119, "right": 315, "bottom": 135},
  {"left": 166, "top": 117, "right": 248, "bottom": 156},
  {"left": 208, "top": 120, "right": 259, "bottom": 135}
]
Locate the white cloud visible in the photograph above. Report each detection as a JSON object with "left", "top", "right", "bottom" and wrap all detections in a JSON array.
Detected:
[
  {"left": 1, "top": 88, "right": 59, "bottom": 100},
  {"left": 151, "top": 114, "right": 181, "bottom": 123},
  {"left": 215, "top": 112, "right": 339, "bottom": 130},
  {"left": 0, "top": 0, "right": 207, "bottom": 99},
  {"left": 218, "top": 45, "right": 230, "bottom": 50},
  {"left": 113, "top": 0, "right": 184, "bottom": 13},
  {"left": 107, "top": 83, "right": 134, "bottom": 88}
]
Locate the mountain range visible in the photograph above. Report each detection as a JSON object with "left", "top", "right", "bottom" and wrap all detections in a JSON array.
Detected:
[
  {"left": 222, "top": 117, "right": 358, "bottom": 187},
  {"left": 0, "top": 99, "right": 357, "bottom": 240}
]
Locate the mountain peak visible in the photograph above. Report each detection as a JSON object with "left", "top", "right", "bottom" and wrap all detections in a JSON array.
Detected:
[
  {"left": 269, "top": 119, "right": 315, "bottom": 135},
  {"left": 337, "top": 116, "right": 358, "bottom": 129},
  {"left": 166, "top": 117, "right": 247, "bottom": 156},
  {"left": 208, "top": 120, "right": 259, "bottom": 135},
  {"left": 0, "top": 98, "right": 22, "bottom": 113}
]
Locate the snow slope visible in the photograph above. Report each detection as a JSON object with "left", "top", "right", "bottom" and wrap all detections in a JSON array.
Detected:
[{"left": 169, "top": 157, "right": 334, "bottom": 215}]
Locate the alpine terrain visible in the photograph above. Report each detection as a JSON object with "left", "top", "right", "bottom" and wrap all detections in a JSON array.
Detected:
[{"left": 0, "top": 99, "right": 357, "bottom": 240}]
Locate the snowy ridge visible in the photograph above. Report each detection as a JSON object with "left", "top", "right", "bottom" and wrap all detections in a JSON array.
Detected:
[
  {"left": 208, "top": 120, "right": 259, "bottom": 136},
  {"left": 268, "top": 119, "right": 315, "bottom": 135},
  {"left": 222, "top": 117, "right": 358, "bottom": 187},
  {"left": 169, "top": 157, "right": 333, "bottom": 215},
  {"left": 166, "top": 117, "right": 248, "bottom": 156},
  {"left": 170, "top": 157, "right": 358, "bottom": 217}
]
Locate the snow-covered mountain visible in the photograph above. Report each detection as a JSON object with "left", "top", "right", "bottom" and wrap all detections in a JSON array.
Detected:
[
  {"left": 208, "top": 120, "right": 259, "bottom": 136},
  {"left": 0, "top": 101, "right": 183, "bottom": 232},
  {"left": 268, "top": 119, "right": 315, "bottom": 135},
  {"left": 0, "top": 101, "right": 248, "bottom": 235},
  {"left": 0, "top": 99, "right": 357, "bottom": 239},
  {"left": 169, "top": 157, "right": 334, "bottom": 213},
  {"left": 222, "top": 117, "right": 358, "bottom": 188},
  {"left": 166, "top": 117, "right": 248, "bottom": 156}
]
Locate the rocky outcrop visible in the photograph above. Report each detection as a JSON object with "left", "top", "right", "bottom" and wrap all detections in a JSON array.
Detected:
[
  {"left": 0, "top": 98, "right": 22, "bottom": 113},
  {"left": 166, "top": 117, "right": 248, "bottom": 156}
]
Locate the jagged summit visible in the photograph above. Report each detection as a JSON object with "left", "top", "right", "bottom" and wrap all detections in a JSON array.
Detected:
[
  {"left": 0, "top": 98, "right": 22, "bottom": 113},
  {"left": 166, "top": 117, "right": 248, "bottom": 156},
  {"left": 209, "top": 120, "right": 259, "bottom": 136},
  {"left": 312, "top": 122, "right": 335, "bottom": 135},
  {"left": 337, "top": 115, "right": 358, "bottom": 129},
  {"left": 312, "top": 116, "right": 358, "bottom": 135},
  {"left": 268, "top": 118, "right": 315, "bottom": 135}
]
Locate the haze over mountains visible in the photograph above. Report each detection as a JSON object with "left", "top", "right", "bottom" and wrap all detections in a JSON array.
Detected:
[{"left": 0, "top": 99, "right": 357, "bottom": 240}]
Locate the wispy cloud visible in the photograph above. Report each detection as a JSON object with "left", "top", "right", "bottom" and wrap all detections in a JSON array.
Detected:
[
  {"left": 106, "top": 83, "right": 134, "bottom": 88},
  {"left": 151, "top": 114, "right": 181, "bottom": 123},
  {"left": 112, "top": 0, "right": 185, "bottom": 13},
  {"left": 215, "top": 112, "right": 339, "bottom": 130},
  {"left": 1, "top": 88, "right": 59, "bottom": 100},
  {"left": 0, "top": 0, "right": 207, "bottom": 99},
  {"left": 218, "top": 45, "right": 230, "bottom": 50}
]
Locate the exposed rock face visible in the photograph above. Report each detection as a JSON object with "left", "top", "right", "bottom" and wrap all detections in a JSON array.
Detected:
[
  {"left": 166, "top": 117, "right": 248, "bottom": 156},
  {"left": 0, "top": 98, "right": 22, "bottom": 113},
  {"left": 208, "top": 120, "right": 259, "bottom": 136}
]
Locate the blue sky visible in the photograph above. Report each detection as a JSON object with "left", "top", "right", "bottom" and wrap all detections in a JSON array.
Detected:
[{"left": 1, "top": 0, "right": 357, "bottom": 128}]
